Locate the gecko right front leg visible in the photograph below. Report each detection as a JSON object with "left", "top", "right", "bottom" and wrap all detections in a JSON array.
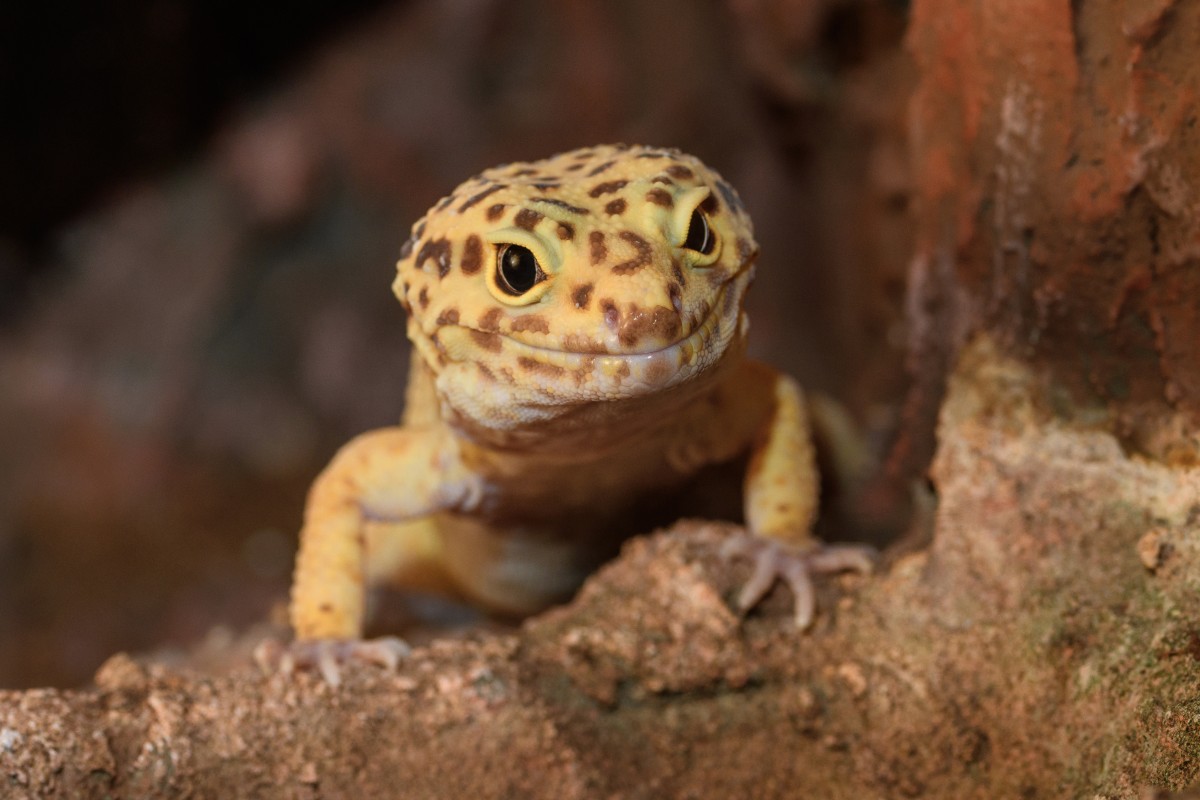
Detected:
[{"left": 290, "top": 424, "right": 480, "bottom": 641}]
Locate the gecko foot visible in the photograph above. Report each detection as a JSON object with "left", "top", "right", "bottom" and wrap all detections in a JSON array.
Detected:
[
  {"left": 720, "top": 535, "right": 876, "bottom": 629},
  {"left": 254, "top": 636, "right": 411, "bottom": 688}
]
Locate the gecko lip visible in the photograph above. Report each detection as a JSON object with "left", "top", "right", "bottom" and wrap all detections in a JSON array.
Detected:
[
  {"left": 439, "top": 278, "right": 743, "bottom": 387},
  {"left": 427, "top": 275, "right": 748, "bottom": 400},
  {"left": 516, "top": 283, "right": 728, "bottom": 356}
]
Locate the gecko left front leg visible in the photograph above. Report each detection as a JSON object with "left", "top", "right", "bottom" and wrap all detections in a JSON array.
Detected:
[{"left": 733, "top": 367, "right": 875, "bottom": 627}]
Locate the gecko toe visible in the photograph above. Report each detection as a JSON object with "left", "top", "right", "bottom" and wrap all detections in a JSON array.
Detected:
[{"left": 723, "top": 535, "right": 876, "bottom": 628}]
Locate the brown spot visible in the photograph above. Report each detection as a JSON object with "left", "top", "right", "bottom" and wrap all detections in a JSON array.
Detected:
[
  {"left": 418, "top": 287, "right": 430, "bottom": 309},
  {"left": 486, "top": 203, "right": 506, "bottom": 222},
  {"left": 414, "top": 220, "right": 427, "bottom": 239},
  {"left": 589, "top": 179, "right": 627, "bottom": 197},
  {"left": 511, "top": 168, "right": 537, "bottom": 177},
  {"left": 399, "top": 236, "right": 417, "bottom": 259},
  {"left": 477, "top": 363, "right": 495, "bottom": 381},
  {"left": 646, "top": 188, "right": 673, "bottom": 207},
  {"left": 573, "top": 149, "right": 595, "bottom": 160},
  {"left": 478, "top": 308, "right": 503, "bottom": 331},
  {"left": 319, "top": 603, "right": 333, "bottom": 614},
  {"left": 459, "top": 184, "right": 503, "bottom": 212},
  {"left": 469, "top": 330, "right": 502, "bottom": 352},
  {"left": 589, "top": 231, "right": 607, "bottom": 265},
  {"left": 616, "top": 362, "right": 631, "bottom": 379},
  {"left": 556, "top": 222, "right": 575, "bottom": 240},
  {"left": 706, "top": 266, "right": 729, "bottom": 288},
  {"left": 671, "top": 259, "right": 686, "bottom": 287},
  {"left": 586, "top": 159, "right": 616, "bottom": 177},
  {"left": 435, "top": 195, "right": 454, "bottom": 212},
  {"left": 533, "top": 198, "right": 590, "bottom": 215},
  {"left": 668, "top": 282, "right": 683, "bottom": 314},
  {"left": 600, "top": 299, "right": 620, "bottom": 330},
  {"left": 461, "top": 234, "right": 483, "bottom": 275},
  {"left": 511, "top": 314, "right": 550, "bottom": 334},
  {"left": 417, "top": 238, "right": 453, "bottom": 278},
  {"left": 565, "top": 163, "right": 585, "bottom": 172},
  {"left": 436, "top": 307, "right": 460, "bottom": 325},
  {"left": 723, "top": 283, "right": 739, "bottom": 315},
  {"left": 666, "top": 164, "right": 695, "bottom": 180},
  {"left": 562, "top": 334, "right": 604, "bottom": 352},
  {"left": 678, "top": 341, "right": 695, "bottom": 365},
  {"left": 652, "top": 176, "right": 675, "bottom": 186},
  {"left": 605, "top": 198, "right": 627, "bottom": 215},
  {"left": 618, "top": 304, "right": 681, "bottom": 348},
  {"left": 514, "top": 208, "right": 544, "bottom": 230},
  {"left": 701, "top": 193, "right": 720, "bottom": 214},
  {"left": 612, "top": 231, "right": 653, "bottom": 274},
  {"left": 636, "top": 150, "right": 670, "bottom": 159},
  {"left": 517, "top": 356, "right": 565, "bottom": 377},
  {"left": 571, "top": 358, "right": 596, "bottom": 386},
  {"left": 717, "top": 180, "right": 745, "bottom": 213},
  {"left": 644, "top": 359, "right": 672, "bottom": 385},
  {"left": 737, "top": 237, "right": 757, "bottom": 264},
  {"left": 572, "top": 283, "right": 593, "bottom": 310},
  {"left": 532, "top": 182, "right": 559, "bottom": 191}
]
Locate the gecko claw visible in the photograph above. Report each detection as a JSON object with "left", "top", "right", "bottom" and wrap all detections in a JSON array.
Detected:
[
  {"left": 722, "top": 535, "right": 876, "bottom": 628},
  {"left": 255, "top": 636, "right": 411, "bottom": 687}
]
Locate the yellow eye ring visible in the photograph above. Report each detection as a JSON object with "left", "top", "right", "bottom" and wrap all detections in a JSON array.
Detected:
[{"left": 483, "top": 228, "right": 557, "bottom": 305}]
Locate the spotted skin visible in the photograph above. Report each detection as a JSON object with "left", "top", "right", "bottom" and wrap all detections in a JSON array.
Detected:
[{"left": 290, "top": 145, "right": 869, "bottom": 641}]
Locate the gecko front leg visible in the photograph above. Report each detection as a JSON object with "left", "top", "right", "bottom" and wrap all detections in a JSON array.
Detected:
[
  {"left": 734, "top": 368, "right": 875, "bottom": 627},
  {"left": 290, "top": 424, "right": 481, "bottom": 641}
]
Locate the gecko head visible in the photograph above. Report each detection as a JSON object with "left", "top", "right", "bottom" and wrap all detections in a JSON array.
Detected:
[{"left": 393, "top": 145, "right": 758, "bottom": 436}]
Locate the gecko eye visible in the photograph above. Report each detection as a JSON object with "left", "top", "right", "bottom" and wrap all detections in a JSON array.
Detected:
[
  {"left": 496, "top": 244, "right": 546, "bottom": 296},
  {"left": 682, "top": 208, "right": 714, "bottom": 254}
]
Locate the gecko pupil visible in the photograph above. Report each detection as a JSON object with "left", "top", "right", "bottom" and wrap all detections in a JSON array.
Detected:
[
  {"left": 682, "top": 208, "right": 714, "bottom": 254},
  {"left": 497, "top": 244, "right": 542, "bottom": 295}
]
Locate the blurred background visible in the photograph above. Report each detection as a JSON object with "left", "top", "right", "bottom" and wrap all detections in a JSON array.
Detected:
[{"left": 0, "top": 0, "right": 914, "bottom": 688}]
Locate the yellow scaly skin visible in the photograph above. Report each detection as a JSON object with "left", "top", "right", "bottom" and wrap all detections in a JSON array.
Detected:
[{"left": 290, "top": 145, "right": 872, "bottom": 643}]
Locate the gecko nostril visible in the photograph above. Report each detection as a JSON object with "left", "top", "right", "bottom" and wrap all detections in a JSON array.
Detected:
[{"left": 602, "top": 300, "right": 620, "bottom": 331}]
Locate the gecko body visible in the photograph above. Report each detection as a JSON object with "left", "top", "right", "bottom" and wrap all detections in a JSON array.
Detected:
[{"left": 290, "top": 145, "right": 871, "bottom": 641}]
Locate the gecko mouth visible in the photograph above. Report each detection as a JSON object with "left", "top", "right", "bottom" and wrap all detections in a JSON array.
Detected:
[{"left": 433, "top": 276, "right": 747, "bottom": 393}]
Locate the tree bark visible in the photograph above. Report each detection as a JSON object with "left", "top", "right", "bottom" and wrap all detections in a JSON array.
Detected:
[{"left": 904, "top": 0, "right": 1200, "bottom": 468}]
